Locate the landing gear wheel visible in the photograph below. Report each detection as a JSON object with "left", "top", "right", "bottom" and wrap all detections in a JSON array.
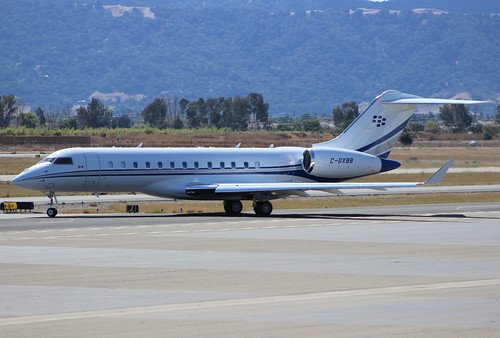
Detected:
[
  {"left": 47, "top": 207, "right": 58, "bottom": 218},
  {"left": 254, "top": 201, "right": 273, "bottom": 216},
  {"left": 223, "top": 200, "right": 243, "bottom": 216}
]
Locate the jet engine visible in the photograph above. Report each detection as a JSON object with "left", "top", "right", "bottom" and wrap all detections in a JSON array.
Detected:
[{"left": 302, "top": 148, "right": 400, "bottom": 179}]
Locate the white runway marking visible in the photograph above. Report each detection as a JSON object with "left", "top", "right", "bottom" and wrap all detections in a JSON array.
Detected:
[{"left": 1, "top": 279, "right": 498, "bottom": 327}]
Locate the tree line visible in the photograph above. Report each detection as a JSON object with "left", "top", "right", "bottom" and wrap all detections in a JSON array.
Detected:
[
  {"left": 0, "top": 93, "right": 269, "bottom": 131},
  {"left": 1, "top": 93, "right": 498, "bottom": 142},
  {"left": 141, "top": 93, "right": 269, "bottom": 130}
]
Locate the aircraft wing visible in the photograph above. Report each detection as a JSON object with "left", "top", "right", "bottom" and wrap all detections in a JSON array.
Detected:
[{"left": 187, "top": 160, "right": 453, "bottom": 197}]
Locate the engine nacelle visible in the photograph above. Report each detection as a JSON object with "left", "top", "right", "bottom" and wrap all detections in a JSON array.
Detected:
[{"left": 302, "top": 147, "right": 399, "bottom": 179}]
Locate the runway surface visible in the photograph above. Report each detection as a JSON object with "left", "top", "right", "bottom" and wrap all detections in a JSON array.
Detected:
[
  {"left": 2, "top": 184, "right": 500, "bottom": 206},
  {"left": 1, "top": 203, "right": 500, "bottom": 337}
]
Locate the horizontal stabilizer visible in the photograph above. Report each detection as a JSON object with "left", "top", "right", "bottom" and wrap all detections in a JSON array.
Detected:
[{"left": 383, "top": 98, "right": 491, "bottom": 105}]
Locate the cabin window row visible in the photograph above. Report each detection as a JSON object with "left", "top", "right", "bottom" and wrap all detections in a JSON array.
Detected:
[{"left": 107, "top": 161, "right": 261, "bottom": 170}]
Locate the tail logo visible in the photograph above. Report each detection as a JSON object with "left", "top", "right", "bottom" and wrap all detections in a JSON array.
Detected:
[{"left": 372, "top": 115, "right": 387, "bottom": 127}]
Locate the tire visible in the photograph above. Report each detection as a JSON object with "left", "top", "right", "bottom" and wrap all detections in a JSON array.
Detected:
[
  {"left": 223, "top": 200, "right": 243, "bottom": 216},
  {"left": 254, "top": 201, "right": 273, "bottom": 216},
  {"left": 47, "top": 207, "right": 58, "bottom": 218}
]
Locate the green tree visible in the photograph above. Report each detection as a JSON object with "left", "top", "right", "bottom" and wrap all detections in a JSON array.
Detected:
[
  {"left": 142, "top": 98, "right": 167, "bottom": 127},
  {"left": 302, "top": 118, "right": 322, "bottom": 132},
  {"left": 60, "top": 117, "right": 78, "bottom": 129},
  {"left": 171, "top": 116, "right": 184, "bottom": 129},
  {"left": 179, "top": 98, "right": 189, "bottom": 116},
  {"left": 249, "top": 92, "right": 269, "bottom": 129},
  {"left": 399, "top": 130, "right": 414, "bottom": 146},
  {"left": 76, "top": 98, "right": 112, "bottom": 128},
  {"left": 424, "top": 119, "right": 439, "bottom": 133},
  {"left": 35, "top": 107, "right": 46, "bottom": 126},
  {"left": 112, "top": 115, "right": 132, "bottom": 128},
  {"left": 496, "top": 105, "right": 500, "bottom": 125},
  {"left": 333, "top": 102, "right": 359, "bottom": 130},
  {"left": 18, "top": 112, "right": 38, "bottom": 128},
  {"left": 0, "top": 95, "right": 17, "bottom": 128},
  {"left": 439, "top": 104, "right": 473, "bottom": 132},
  {"left": 186, "top": 98, "right": 209, "bottom": 128},
  {"left": 230, "top": 96, "right": 251, "bottom": 131},
  {"left": 206, "top": 97, "right": 223, "bottom": 128},
  {"left": 483, "top": 125, "right": 497, "bottom": 140},
  {"left": 407, "top": 122, "right": 424, "bottom": 132}
]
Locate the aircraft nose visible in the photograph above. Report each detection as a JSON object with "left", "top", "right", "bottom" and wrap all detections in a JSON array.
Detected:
[
  {"left": 11, "top": 175, "right": 19, "bottom": 185},
  {"left": 11, "top": 172, "right": 26, "bottom": 187},
  {"left": 11, "top": 171, "right": 35, "bottom": 189}
]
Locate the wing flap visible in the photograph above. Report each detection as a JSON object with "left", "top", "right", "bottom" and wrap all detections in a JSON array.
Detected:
[{"left": 213, "top": 182, "right": 418, "bottom": 194}]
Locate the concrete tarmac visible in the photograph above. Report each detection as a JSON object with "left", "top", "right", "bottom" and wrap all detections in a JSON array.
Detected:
[
  {"left": 1, "top": 203, "right": 500, "bottom": 337},
  {"left": 2, "top": 184, "right": 500, "bottom": 206}
]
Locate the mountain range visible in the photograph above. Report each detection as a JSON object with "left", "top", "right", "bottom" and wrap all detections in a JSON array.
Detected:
[{"left": 1, "top": 0, "right": 499, "bottom": 114}]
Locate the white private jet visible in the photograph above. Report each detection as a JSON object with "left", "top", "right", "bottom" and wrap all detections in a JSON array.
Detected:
[{"left": 11, "top": 90, "right": 489, "bottom": 217}]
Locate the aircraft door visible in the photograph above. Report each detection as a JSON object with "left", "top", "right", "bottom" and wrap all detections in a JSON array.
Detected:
[{"left": 84, "top": 153, "right": 101, "bottom": 188}]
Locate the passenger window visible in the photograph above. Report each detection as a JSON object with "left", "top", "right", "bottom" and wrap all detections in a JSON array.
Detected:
[
  {"left": 54, "top": 157, "right": 73, "bottom": 165},
  {"left": 244, "top": 161, "right": 249, "bottom": 169},
  {"left": 194, "top": 162, "right": 199, "bottom": 169},
  {"left": 207, "top": 162, "right": 212, "bottom": 169},
  {"left": 108, "top": 162, "right": 113, "bottom": 169},
  {"left": 170, "top": 162, "right": 175, "bottom": 169},
  {"left": 145, "top": 162, "right": 150, "bottom": 169},
  {"left": 158, "top": 162, "right": 163, "bottom": 169},
  {"left": 133, "top": 162, "right": 138, "bottom": 169},
  {"left": 182, "top": 162, "right": 187, "bottom": 169},
  {"left": 231, "top": 161, "right": 236, "bottom": 169},
  {"left": 220, "top": 162, "right": 225, "bottom": 169},
  {"left": 255, "top": 161, "right": 260, "bottom": 169},
  {"left": 121, "top": 162, "right": 126, "bottom": 169}
]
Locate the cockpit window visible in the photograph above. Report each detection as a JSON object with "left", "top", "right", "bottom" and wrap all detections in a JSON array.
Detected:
[
  {"left": 53, "top": 157, "right": 73, "bottom": 165},
  {"left": 38, "top": 157, "right": 55, "bottom": 164}
]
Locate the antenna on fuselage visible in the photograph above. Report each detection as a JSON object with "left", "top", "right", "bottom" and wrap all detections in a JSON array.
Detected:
[
  {"left": 235, "top": 143, "right": 241, "bottom": 148},
  {"left": 269, "top": 144, "right": 274, "bottom": 148},
  {"left": 137, "top": 143, "right": 143, "bottom": 148}
]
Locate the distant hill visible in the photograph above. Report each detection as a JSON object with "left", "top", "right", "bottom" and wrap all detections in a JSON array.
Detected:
[{"left": 1, "top": 0, "right": 498, "bottom": 114}]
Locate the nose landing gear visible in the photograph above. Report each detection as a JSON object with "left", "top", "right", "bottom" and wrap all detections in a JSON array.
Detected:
[
  {"left": 46, "top": 190, "right": 58, "bottom": 217},
  {"left": 47, "top": 207, "right": 58, "bottom": 217}
]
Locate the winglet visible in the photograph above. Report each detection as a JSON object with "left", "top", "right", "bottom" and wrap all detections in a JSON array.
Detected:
[{"left": 424, "top": 160, "right": 454, "bottom": 185}]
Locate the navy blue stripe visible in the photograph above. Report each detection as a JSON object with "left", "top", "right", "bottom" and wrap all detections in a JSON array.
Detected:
[
  {"left": 24, "top": 167, "right": 358, "bottom": 184},
  {"left": 356, "top": 117, "right": 411, "bottom": 153},
  {"left": 26, "top": 166, "right": 303, "bottom": 180}
]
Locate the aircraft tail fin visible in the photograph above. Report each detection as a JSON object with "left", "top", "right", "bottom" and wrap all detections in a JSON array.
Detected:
[{"left": 314, "top": 90, "right": 490, "bottom": 158}]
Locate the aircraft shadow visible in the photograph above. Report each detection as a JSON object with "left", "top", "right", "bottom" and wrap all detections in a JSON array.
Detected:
[{"left": 51, "top": 211, "right": 472, "bottom": 222}]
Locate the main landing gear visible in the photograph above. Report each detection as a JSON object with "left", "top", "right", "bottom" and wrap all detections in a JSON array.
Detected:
[
  {"left": 223, "top": 200, "right": 273, "bottom": 217},
  {"left": 253, "top": 201, "right": 273, "bottom": 217},
  {"left": 46, "top": 190, "right": 58, "bottom": 217},
  {"left": 223, "top": 200, "right": 243, "bottom": 216}
]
